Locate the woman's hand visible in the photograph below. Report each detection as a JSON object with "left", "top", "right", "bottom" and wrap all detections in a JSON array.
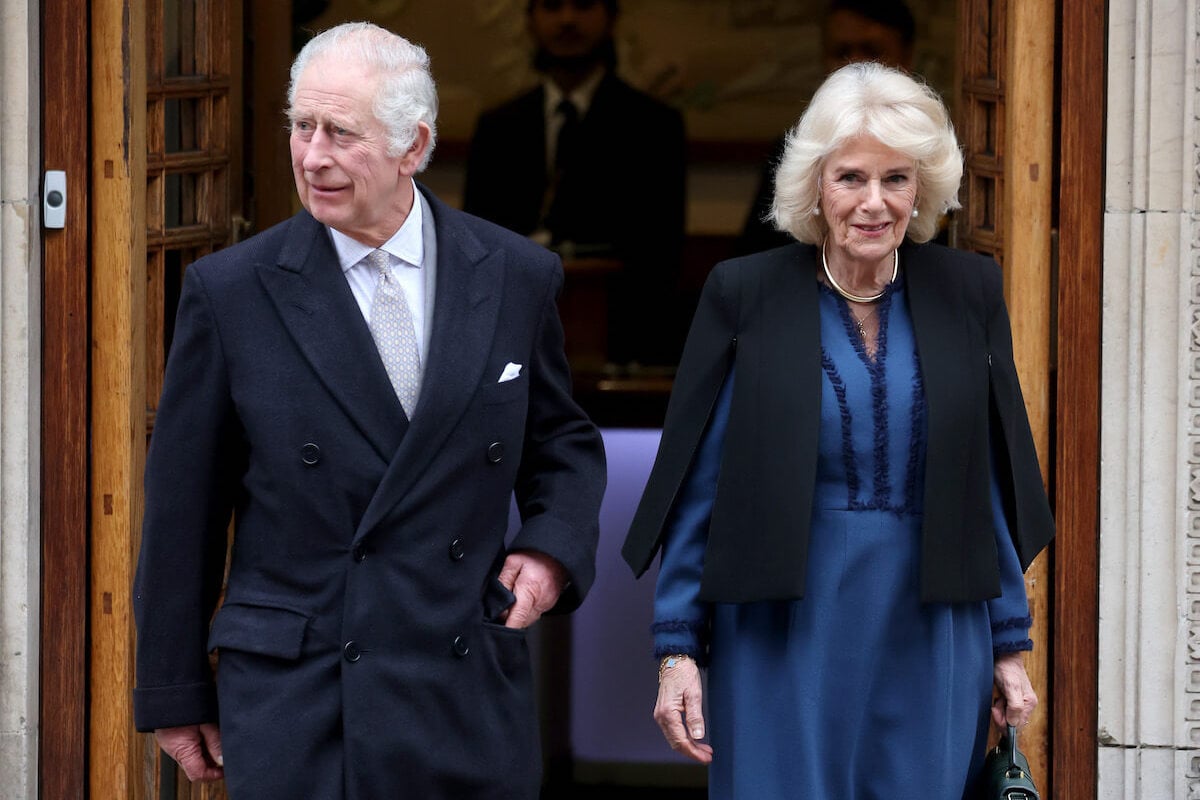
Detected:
[
  {"left": 653, "top": 655, "right": 713, "bottom": 764},
  {"left": 992, "top": 651, "right": 1038, "bottom": 728}
]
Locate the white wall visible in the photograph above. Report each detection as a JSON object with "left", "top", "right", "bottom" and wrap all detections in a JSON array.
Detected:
[
  {"left": 1100, "top": 1, "right": 1200, "bottom": 797},
  {"left": 0, "top": 0, "right": 39, "bottom": 797}
]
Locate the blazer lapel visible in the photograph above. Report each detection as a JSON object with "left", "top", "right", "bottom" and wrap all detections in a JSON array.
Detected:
[
  {"left": 256, "top": 211, "right": 408, "bottom": 462},
  {"left": 354, "top": 189, "right": 505, "bottom": 540}
]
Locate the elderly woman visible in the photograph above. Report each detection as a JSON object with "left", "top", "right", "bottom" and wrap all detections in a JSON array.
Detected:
[{"left": 621, "top": 62, "right": 1054, "bottom": 798}]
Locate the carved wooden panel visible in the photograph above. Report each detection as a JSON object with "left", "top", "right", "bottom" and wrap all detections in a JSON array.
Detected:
[
  {"left": 142, "top": 0, "right": 240, "bottom": 797},
  {"left": 956, "top": 0, "right": 1006, "bottom": 261}
]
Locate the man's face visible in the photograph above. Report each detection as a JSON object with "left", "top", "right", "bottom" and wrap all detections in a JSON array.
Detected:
[
  {"left": 288, "top": 55, "right": 427, "bottom": 246},
  {"left": 528, "top": 0, "right": 615, "bottom": 62},
  {"left": 822, "top": 10, "right": 913, "bottom": 73}
]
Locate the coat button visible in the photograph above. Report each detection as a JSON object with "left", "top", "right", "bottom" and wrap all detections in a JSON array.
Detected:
[
  {"left": 343, "top": 641, "right": 361, "bottom": 662},
  {"left": 352, "top": 545, "right": 367, "bottom": 563},
  {"left": 452, "top": 636, "right": 469, "bottom": 657},
  {"left": 301, "top": 442, "right": 321, "bottom": 465},
  {"left": 486, "top": 442, "right": 504, "bottom": 463},
  {"left": 448, "top": 539, "right": 465, "bottom": 561}
]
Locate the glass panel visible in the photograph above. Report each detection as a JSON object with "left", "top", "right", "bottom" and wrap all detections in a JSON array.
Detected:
[
  {"left": 972, "top": 174, "right": 995, "bottom": 231},
  {"left": 164, "top": 97, "right": 200, "bottom": 153},
  {"left": 164, "top": 0, "right": 197, "bottom": 77},
  {"left": 164, "top": 172, "right": 199, "bottom": 228}
]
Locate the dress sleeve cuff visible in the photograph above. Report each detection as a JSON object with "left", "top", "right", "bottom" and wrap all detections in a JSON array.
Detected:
[
  {"left": 991, "top": 614, "right": 1034, "bottom": 657},
  {"left": 651, "top": 619, "right": 709, "bottom": 666}
]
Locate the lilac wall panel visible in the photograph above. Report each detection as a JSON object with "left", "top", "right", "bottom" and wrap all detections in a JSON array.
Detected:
[{"left": 568, "top": 428, "right": 694, "bottom": 765}]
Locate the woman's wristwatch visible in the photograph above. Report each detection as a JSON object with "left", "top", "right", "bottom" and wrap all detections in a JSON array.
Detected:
[{"left": 658, "top": 653, "right": 692, "bottom": 683}]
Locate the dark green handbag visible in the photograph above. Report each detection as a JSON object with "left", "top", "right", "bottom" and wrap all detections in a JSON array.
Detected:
[{"left": 982, "top": 724, "right": 1040, "bottom": 800}]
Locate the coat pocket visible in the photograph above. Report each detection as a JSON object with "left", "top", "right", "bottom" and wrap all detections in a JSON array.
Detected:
[
  {"left": 207, "top": 602, "right": 311, "bottom": 660},
  {"left": 479, "top": 374, "right": 527, "bottom": 406}
]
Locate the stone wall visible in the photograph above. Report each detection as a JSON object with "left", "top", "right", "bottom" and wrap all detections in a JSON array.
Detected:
[{"left": 1100, "top": 1, "right": 1200, "bottom": 797}]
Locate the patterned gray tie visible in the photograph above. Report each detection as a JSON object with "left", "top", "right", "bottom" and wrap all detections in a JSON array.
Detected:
[{"left": 367, "top": 249, "right": 421, "bottom": 416}]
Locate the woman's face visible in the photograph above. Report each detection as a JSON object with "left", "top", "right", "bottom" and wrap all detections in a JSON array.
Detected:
[{"left": 818, "top": 135, "right": 918, "bottom": 269}]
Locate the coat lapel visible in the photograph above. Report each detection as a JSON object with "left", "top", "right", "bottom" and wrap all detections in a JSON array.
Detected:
[
  {"left": 256, "top": 211, "right": 408, "bottom": 462},
  {"left": 354, "top": 189, "right": 505, "bottom": 540}
]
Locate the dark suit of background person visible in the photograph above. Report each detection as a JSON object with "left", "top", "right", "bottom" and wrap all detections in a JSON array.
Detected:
[
  {"left": 463, "top": 0, "right": 687, "bottom": 366},
  {"left": 132, "top": 23, "right": 605, "bottom": 799},
  {"left": 737, "top": 0, "right": 917, "bottom": 256}
]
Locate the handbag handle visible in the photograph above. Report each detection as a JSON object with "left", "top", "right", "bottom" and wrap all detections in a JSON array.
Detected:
[{"left": 1003, "top": 724, "right": 1020, "bottom": 769}]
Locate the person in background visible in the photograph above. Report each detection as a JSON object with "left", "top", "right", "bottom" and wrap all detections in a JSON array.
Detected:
[
  {"left": 134, "top": 22, "right": 605, "bottom": 798},
  {"left": 623, "top": 62, "right": 1054, "bottom": 798},
  {"left": 464, "top": 0, "right": 687, "bottom": 366},
  {"left": 737, "top": 0, "right": 916, "bottom": 255}
]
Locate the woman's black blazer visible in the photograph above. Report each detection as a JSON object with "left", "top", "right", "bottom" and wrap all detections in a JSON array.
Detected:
[{"left": 622, "top": 241, "right": 1054, "bottom": 604}]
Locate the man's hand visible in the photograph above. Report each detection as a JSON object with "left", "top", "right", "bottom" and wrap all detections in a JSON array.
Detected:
[
  {"left": 155, "top": 723, "right": 224, "bottom": 783},
  {"left": 653, "top": 656, "right": 713, "bottom": 764},
  {"left": 497, "top": 551, "right": 568, "bottom": 629},
  {"left": 992, "top": 651, "right": 1038, "bottom": 728}
]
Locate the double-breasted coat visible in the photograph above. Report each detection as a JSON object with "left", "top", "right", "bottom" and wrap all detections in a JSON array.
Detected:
[{"left": 133, "top": 187, "right": 606, "bottom": 799}]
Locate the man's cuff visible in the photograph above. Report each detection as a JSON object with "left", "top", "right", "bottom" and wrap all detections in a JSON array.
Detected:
[{"left": 133, "top": 681, "right": 218, "bottom": 732}]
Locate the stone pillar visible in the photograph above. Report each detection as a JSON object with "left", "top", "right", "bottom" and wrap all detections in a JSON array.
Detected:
[
  {"left": 1101, "top": 1, "right": 1200, "bottom": 797},
  {"left": 0, "top": 0, "right": 38, "bottom": 797}
]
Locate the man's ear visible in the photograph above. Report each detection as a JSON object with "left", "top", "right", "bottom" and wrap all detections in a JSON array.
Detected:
[{"left": 399, "top": 122, "right": 432, "bottom": 174}]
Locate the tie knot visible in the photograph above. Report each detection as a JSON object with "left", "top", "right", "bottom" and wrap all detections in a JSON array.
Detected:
[
  {"left": 556, "top": 99, "right": 578, "bottom": 122},
  {"left": 367, "top": 249, "right": 391, "bottom": 278}
]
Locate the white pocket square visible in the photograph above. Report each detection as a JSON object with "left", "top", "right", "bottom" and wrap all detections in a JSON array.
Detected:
[{"left": 498, "top": 362, "right": 523, "bottom": 383}]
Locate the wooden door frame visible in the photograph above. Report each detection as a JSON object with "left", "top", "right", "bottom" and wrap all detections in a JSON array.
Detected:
[
  {"left": 40, "top": 0, "right": 90, "bottom": 796},
  {"left": 1052, "top": 0, "right": 1103, "bottom": 796},
  {"left": 38, "top": 1, "right": 1106, "bottom": 796}
]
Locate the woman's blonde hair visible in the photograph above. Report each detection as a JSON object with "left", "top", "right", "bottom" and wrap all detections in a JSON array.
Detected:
[{"left": 769, "top": 61, "right": 962, "bottom": 244}]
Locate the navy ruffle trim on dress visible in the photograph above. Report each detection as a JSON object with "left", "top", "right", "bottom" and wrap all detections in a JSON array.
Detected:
[
  {"left": 820, "top": 350, "right": 860, "bottom": 506},
  {"left": 991, "top": 615, "right": 1034, "bottom": 633},
  {"left": 903, "top": 347, "right": 927, "bottom": 513},
  {"left": 821, "top": 279, "right": 925, "bottom": 514},
  {"left": 993, "top": 639, "right": 1034, "bottom": 656},
  {"left": 651, "top": 619, "right": 710, "bottom": 664}
]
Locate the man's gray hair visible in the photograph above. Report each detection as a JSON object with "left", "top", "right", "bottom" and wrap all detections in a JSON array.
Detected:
[
  {"left": 288, "top": 21, "right": 439, "bottom": 171},
  {"left": 770, "top": 62, "right": 962, "bottom": 244}
]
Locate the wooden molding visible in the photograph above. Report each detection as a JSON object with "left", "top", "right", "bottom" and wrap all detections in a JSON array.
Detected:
[
  {"left": 1003, "top": 0, "right": 1056, "bottom": 786},
  {"left": 39, "top": 0, "right": 90, "bottom": 795},
  {"left": 1053, "top": 0, "right": 1104, "bottom": 797},
  {"left": 89, "top": 0, "right": 149, "bottom": 796}
]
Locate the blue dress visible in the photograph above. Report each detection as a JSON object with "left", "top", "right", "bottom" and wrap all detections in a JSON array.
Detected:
[{"left": 653, "top": 278, "right": 1033, "bottom": 799}]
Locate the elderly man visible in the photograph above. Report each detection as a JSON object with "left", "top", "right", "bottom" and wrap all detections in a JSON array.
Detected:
[{"left": 133, "top": 21, "right": 606, "bottom": 799}]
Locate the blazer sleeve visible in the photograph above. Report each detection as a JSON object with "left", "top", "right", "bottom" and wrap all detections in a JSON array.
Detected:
[
  {"left": 982, "top": 262, "right": 1056, "bottom": 569},
  {"left": 133, "top": 265, "right": 244, "bottom": 731},
  {"left": 507, "top": 258, "right": 607, "bottom": 613},
  {"left": 622, "top": 262, "right": 737, "bottom": 576}
]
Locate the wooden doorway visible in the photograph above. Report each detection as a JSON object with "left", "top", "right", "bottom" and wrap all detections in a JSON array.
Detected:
[
  {"left": 954, "top": 0, "right": 1105, "bottom": 795},
  {"left": 40, "top": 0, "right": 244, "bottom": 796},
  {"left": 39, "top": 0, "right": 1104, "bottom": 796}
]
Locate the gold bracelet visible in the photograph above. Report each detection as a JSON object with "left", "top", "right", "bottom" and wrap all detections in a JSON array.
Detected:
[{"left": 658, "top": 653, "right": 691, "bottom": 682}]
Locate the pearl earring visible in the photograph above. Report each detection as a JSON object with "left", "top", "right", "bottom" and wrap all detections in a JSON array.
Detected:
[
  {"left": 911, "top": 208, "right": 920, "bottom": 218},
  {"left": 811, "top": 207, "right": 821, "bottom": 216}
]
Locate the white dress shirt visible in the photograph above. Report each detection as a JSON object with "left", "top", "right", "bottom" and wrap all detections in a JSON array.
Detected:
[{"left": 329, "top": 181, "right": 434, "bottom": 364}]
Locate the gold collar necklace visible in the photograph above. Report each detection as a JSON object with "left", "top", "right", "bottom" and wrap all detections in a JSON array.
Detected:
[{"left": 821, "top": 239, "right": 898, "bottom": 304}]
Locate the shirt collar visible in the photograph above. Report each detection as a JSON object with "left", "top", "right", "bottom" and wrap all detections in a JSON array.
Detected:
[
  {"left": 329, "top": 179, "right": 425, "bottom": 273},
  {"left": 543, "top": 67, "right": 606, "bottom": 120}
]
